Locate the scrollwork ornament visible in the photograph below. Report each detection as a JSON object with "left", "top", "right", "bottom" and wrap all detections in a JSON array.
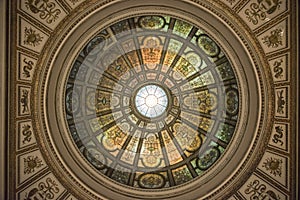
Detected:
[
  {"left": 23, "top": 58, "right": 34, "bottom": 78},
  {"left": 25, "top": 0, "right": 61, "bottom": 24},
  {"left": 24, "top": 178, "right": 59, "bottom": 200},
  {"left": 273, "top": 59, "right": 283, "bottom": 79},
  {"left": 245, "top": 179, "right": 281, "bottom": 200},
  {"left": 22, "top": 124, "right": 32, "bottom": 144},
  {"left": 245, "top": 0, "right": 282, "bottom": 25},
  {"left": 38, "top": 178, "right": 59, "bottom": 199},
  {"left": 272, "top": 125, "right": 284, "bottom": 145}
]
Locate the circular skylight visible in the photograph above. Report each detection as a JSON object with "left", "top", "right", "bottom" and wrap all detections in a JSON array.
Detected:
[{"left": 135, "top": 85, "right": 168, "bottom": 118}]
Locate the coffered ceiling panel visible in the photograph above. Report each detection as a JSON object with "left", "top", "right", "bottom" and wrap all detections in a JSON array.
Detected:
[{"left": 4, "top": 0, "right": 298, "bottom": 199}]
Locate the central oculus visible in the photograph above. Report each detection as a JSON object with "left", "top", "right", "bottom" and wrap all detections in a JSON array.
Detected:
[{"left": 135, "top": 84, "right": 168, "bottom": 118}]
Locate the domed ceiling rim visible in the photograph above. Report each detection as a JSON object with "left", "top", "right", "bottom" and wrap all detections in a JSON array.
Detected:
[{"left": 31, "top": 0, "right": 274, "bottom": 199}]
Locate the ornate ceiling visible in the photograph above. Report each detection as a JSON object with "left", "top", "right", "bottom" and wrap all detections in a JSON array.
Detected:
[{"left": 2, "top": 0, "right": 298, "bottom": 199}]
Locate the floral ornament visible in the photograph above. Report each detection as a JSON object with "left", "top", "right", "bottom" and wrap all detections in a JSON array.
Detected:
[
  {"left": 262, "top": 28, "right": 283, "bottom": 48},
  {"left": 198, "top": 34, "right": 220, "bottom": 57},
  {"left": 23, "top": 27, "right": 43, "bottom": 47},
  {"left": 139, "top": 173, "right": 165, "bottom": 189},
  {"left": 24, "top": 156, "right": 43, "bottom": 174},
  {"left": 196, "top": 91, "right": 217, "bottom": 112},
  {"left": 245, "top": 0, "right": 282, "bottom": 25},
  {"left": 262, "top": 157, "right": 283, "bottom": 176},
  {"left": 226, "top": 89, "right": 239, "bottom": 116},
  {"left": 197, "top": 147, "right": 220, "bottom": 170},
  {"left": 138, "top": 16, "right": 165, "bottom": 30}
]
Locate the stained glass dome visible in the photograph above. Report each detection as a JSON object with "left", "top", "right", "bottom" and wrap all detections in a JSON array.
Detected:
[{"left": 65, "top": 15, "right": 239, "bottom": 189}]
